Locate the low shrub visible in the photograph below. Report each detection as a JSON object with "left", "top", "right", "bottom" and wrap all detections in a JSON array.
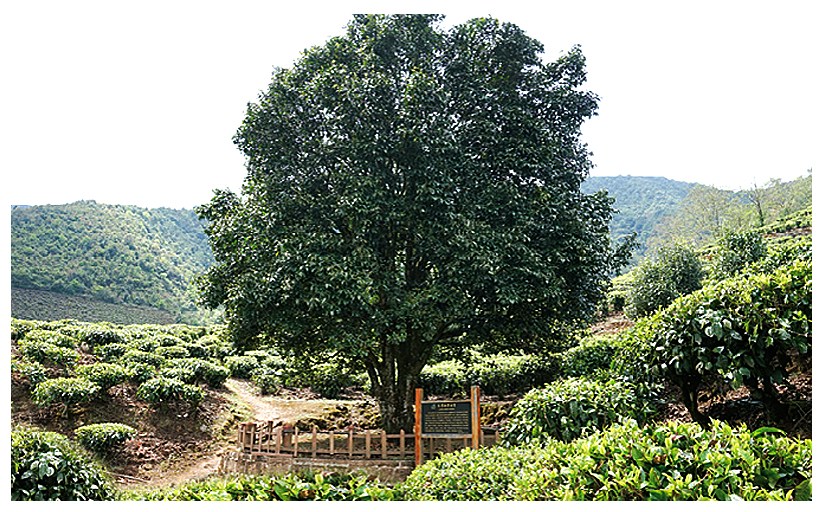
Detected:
[
  {"left": 121, "top": 349, "right": 166, "bottom": 368},
  {"left": 11, "top": 318, "right": 40, "bottom": 341},
  {"left": 75, "top": 362, "right": 129, "bottom": 390},
  {"left": 123, "top": 471, "right": 397, "bottom": 501},
  {"left": 93, "top": 342, "right": 130, "bottom": 362},
  {"left": 251, "top": 366, "right": 283, "bottom": 395},
  {"left": 401, "top": 419, "right": 811, "bottom": 501},
  {"left": 502, "top": 376, "right": 657, "bottom": 445},
  {"left": 625, "top": 241, "right": 703, "bottom": 319},
  {"left": 160, "top": 366, "right": 198, "bottom": 383},
  {"left": 17, "top": 339, "right": 80, "bottom": 367},
  {"left": 128, "top": 338, "right": 160, "bottom": 353},
  {"left": 74, "top": 423, "right": 136, "bottom": 455},
  {"left": 418, "top": 354, "right": 561, "bottom": 398},
  {"left": 137, "top": 377, "right": 203, "bottom": 407},
  {"left": 156, "top": 345, "right": 190, "bottom": 359},
  {"left": 21, "top": 328, "right": 78, "bottom": 348},
  {"left": 80, "top": 326, "right": 125, "bottom": 347},
  {"left": 560, "top": 335, "right": 617, "bottom": 378},
  {"left": 11, "top": 428, "right": 114, "bottom": 500},
  {"left": 11, "top": 359, "right": 49, "bottom": 387},
  {"left": 708, "top": 230, "right": 767, "bottom": 281},
  {"left": 31, "top": 377, "right": 100, "bottom": 407},
  {"left": 281, "top": 362, "right": 357, "bottom": 398},
  {"left": 176, "top": 358, "right": 231, "bottom": 388},
  {"left": 224, "top": 355, "right": 260, "bottom": 378},
  {"left": 652, "top": 260, "right": 811, "bottom": 424},
  {"left": 125, "top": 361, "right": 157, "bottom": 383}
]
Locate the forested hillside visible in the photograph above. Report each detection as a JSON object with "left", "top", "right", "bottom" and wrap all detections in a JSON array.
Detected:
[
  {"left": 581, "top": 176, "right": 695, "bottom": 258},
  {"left": 11, "top": 201, "right": 217, "bottom": 324},
  {"left": 582, "top": 172, "right": 812, "bottom": 260}
]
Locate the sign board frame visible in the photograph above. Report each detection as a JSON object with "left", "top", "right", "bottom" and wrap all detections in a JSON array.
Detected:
[{"left": 414, "top": 386, "right": 481, "bottom": 466}]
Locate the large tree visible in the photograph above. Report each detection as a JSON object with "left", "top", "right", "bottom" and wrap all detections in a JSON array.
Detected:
[{"left": 198, "top": 14, "right": 616, "bottom": 430}]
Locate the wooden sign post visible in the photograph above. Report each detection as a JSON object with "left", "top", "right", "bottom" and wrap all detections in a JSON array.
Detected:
[{"left": 414, "top": 385, "right": 481, "bottom": 466}]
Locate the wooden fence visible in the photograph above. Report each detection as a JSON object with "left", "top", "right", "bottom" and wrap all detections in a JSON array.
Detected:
[{"left": 238, "top": 422, "right": 500, "bottom": 461}]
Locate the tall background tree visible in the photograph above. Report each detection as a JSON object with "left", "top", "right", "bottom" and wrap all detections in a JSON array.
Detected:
[{"left": 198, "top": 14, "right": 617, "bottom": 430}]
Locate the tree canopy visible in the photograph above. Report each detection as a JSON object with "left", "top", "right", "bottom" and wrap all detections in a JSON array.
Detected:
[{"left": 198, "top": 14, "right": 617, "bottom": 430}]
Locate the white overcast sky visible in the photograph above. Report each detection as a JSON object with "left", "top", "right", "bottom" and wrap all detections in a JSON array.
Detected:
[{"left": 1, "top": 0, "right": 822, "bottom": 209}]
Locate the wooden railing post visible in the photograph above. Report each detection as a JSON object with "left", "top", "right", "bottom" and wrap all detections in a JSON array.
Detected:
[
  {"left": 275, "top": 426, "right": 283, "bottom": 454},
  {"left": 471, "top": 385, "right": 481, "bottom": 450},
  {"left": 399, "top": 429, "right": 405, "bottom": 458},
  {"left": 311, "top": 426, "right": 318, "bottom": 458},
  {"left": 294, "top": 427, "right": 299, "bottom": 457},
  {"left": 365, "top": 430, "right": 372, "bottom": 459},
  {"left": 414, "top": 388, "right": 423, "bottom": 466}
]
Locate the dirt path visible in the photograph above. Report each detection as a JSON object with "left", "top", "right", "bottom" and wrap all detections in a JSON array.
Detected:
[{"left": 224, "top": 378, "right": 284, "bottom": 422}]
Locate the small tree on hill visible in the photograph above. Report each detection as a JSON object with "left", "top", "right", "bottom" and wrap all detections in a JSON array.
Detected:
[
  {"left": 198, "top": 15, "right": 618, "bottom": 430},
  {"left": 625, "top": 241, "right": 703, "bottom": 319}
]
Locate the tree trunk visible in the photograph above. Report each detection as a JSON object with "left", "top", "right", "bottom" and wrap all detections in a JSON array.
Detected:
[{"left": 365, "top": 340, "right": 430, "bottom": 432}]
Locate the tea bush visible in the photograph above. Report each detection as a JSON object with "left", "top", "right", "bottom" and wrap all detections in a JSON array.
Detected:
[
  {"left": 11, "top": 318, "right": 40, "bottom": 340},
  {"left": 502, "top": 376, "right": 657, "bottom": 445},
  {"left": 74, "top": 423, "right": 136, "bottom": 455},
  {"left": 123, "top": 471, "right": 397, "bottom": 501},
  {"left": 176, "top": 358, "right": 230, "bottom": 388},
  {"left": 31, "top": 377, "right": 100, "bottom": 407},
  {"left": 125, "top": 361, "right": 157, "bottom": 383},
  {"left": 93, "top": 342, "right": 129, "bottom": 362},
  {"left": 156, "top": 345, "right": 190, "bottom": 359},
  {"left": 79, "top": 326, "right": 125, "bottom": 347},
  {"left": 11, "top": 358, "right": 49, "bottom": 387},
  {"left": 708, "top": 230, "right": 767, "bottom": 281},
  {"left": 75, "top": 362, "right": 129, "bottom": 390},
  {"left": 121, "top": 349, "right": 166, "bottom": 368},
  {"left": 251, "top": 366, "right": 284, "bottom": 395},
  {"left": 402, "top": 420, "right": 811, "bottom": 501},
  {"left": 418, "top": 354, "right": 561, "bottom": 398},
  {"left": 11, "top": 428, "right": 115, "bottom": 500},
  {"left": 160, "top": 366, "right": 197, "bottom": 383},
  {"left": 17, "top": 338, "right": 80, "bottom": 367},
  {"left": 224, "top": 355, "right": 260, "bottom": 378},
  {"left": 625, "top": 241, "right": 703, "bottom": 319},
  {"left": 560, "top": 335, "right": 618, "bottom": 378},
  {"left": 137, "top": 376, "right": 203, "bottom": 407},
  {"left": 21, "top": 328, "right": 78, "bottom": 348},
  {"left": 652, "top": 260, "right": 811, "bottom": 424}
]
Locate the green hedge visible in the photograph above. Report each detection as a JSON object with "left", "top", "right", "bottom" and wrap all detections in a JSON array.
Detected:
[
  {"left": 31, "top": 377, "right": 100, "bottom": 407},
  {"left": 122, "top": 471, "right": 397, "bottom": 501},
  {"left": 137, "top": 377, "right": 203, "bottom": 407},
  {"left": 75, "top": 362, "right": 129, "bottom": 390},
  {"left": 17, "top": 339, "right": 80, "bottom": 367},
  {"left": 11, "top": 428, "right": 114, "bottom": 500},
  {"left": 652, "top": 260, "right": 811, "bottom": 424},
  {"left": 74, "top": 423, "right": 136, "bottom": 454},
  {"left": 401, "top": 420, "right": 811, "bottom": 500},
  {"left": 502, "top": 376, "right": 657, "bottom": 445}
]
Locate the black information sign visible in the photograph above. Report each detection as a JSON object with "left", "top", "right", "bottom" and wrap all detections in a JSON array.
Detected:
[{"left": 421, "top": 400, "right": 472, "bottom": 435}]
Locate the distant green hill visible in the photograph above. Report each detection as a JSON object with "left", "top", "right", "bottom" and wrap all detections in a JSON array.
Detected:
[
  {"left": 11, "top": 201, "right": 217, "bottom": 324},
  {"left": 582, "top": 175, "right": 695, "bottom": 258}
]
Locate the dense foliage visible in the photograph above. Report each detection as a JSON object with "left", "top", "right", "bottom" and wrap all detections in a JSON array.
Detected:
[
  {"left": 401, "top": 420, "right": 811, "bottom": 500},
  {"left": 11, "top": 428, "right": 115, "bottom": 501},
  {"left": 707, "top": 230, "right": 767, "bottom": 281},
  {"left": 123, "top": 471, "right": 397, "bottom": 501},
  {"left": 581, "top": 176, "right": 694, "bottom": 260},
  {"left": 10, "top": 201, "right": 216, "bottom": 324},
  {"left": 624, "top": 241, "right": 703, "bottom": 318},
  {"left": 199, "top": 14, "right": 618, "bottom": 431},
  {"left": 651, "top": 259, "right": 811, "bottom": 425},
  {"left": 74, "top": 423, "right": 136, "bottom": 454},
  {"left": 502, "top": 376, "right": 657, "bottom": 444}
]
